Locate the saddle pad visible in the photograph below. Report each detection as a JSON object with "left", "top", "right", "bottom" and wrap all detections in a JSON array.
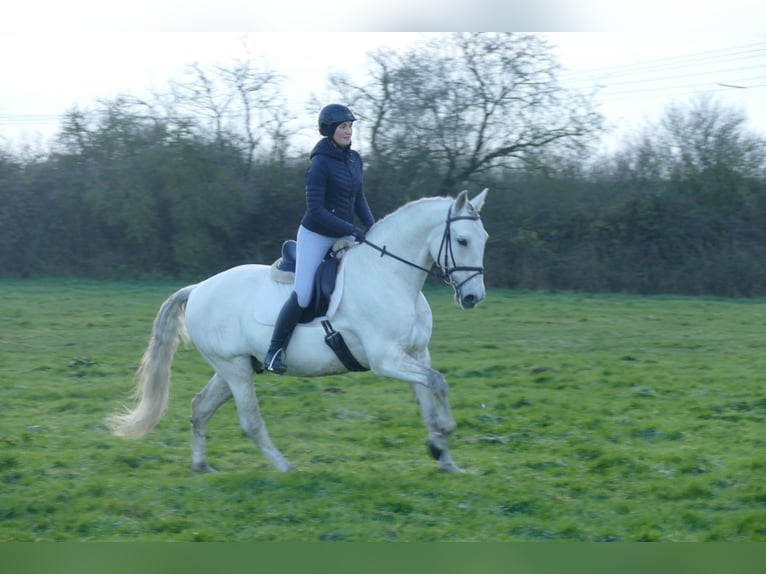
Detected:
[{"left": 253, "top": 261, "right": 345, "bottom": 326}]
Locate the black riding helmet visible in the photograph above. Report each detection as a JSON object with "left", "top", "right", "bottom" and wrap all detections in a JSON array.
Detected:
[{"left": 318, "top": 104, "right": 356, "bottom": 137}]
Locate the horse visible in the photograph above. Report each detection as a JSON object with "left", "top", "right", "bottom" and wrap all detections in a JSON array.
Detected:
[{"left": 106, "top": 189, "right": 489, "bottom": 473}]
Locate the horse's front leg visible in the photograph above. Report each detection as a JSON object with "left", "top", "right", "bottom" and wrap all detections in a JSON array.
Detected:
[
  {"left": 410, "top": 382, "right": 462, "bottom": 473},
  {"left": 371, "top": 353, "right": 462, "bottom": 473}
]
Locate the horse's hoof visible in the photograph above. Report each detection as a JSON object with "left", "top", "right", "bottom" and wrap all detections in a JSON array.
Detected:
[
  {"left": 427, "top": 441, "right": 444, "bottom": 461},
  {"left": 191, "top": 463, "right": 218, "bottom": 474},
  {"left": 439, "top": 461, "right": 464, "bottom": 474},
  {"left": 275, "top": 460, "right": 297, "bottom": 472}
]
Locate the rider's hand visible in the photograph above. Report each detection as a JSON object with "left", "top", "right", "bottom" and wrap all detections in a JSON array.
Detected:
[{"left": 351, "top": 227, "right": 366, "bottom": 242}]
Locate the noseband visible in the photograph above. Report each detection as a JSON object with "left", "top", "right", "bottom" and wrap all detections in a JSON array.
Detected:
[{"left": 361, "top": 204, "right": 484, "bottom": 293}]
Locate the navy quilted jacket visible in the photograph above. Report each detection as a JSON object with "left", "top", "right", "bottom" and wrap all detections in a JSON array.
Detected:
[{"left": 301, "top": 137, "right": 375, "bottom": 237}]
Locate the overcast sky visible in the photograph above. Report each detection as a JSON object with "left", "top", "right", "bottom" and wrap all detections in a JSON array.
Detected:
[{"left": 2, "top": 4, "right": 765, "bottom": 153}]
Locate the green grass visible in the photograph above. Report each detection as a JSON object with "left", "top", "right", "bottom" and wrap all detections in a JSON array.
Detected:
[{"left": 1, "top": 279, "right": 765, "bottom": 541}]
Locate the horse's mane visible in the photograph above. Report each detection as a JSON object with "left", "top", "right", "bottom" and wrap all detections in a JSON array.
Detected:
[{"left": 372, "top": 195, "right": 451, "bottom": 230}]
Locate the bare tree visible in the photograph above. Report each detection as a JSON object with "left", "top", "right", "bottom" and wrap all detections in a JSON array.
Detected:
[
  {"left": 171, "top": 62, "right": 235, "bottom": 143},
  {"left": 168, "top": 58, "right": 295, "bottom": 176},
  {"left": 659, "top": 96, "right": 766, "bottom": 182},
  {"left": 607, "top": 95, "right": 766, "bottom": 199},
  {"left": 333, "top": 33, "right": 604, "bottom": 195}
]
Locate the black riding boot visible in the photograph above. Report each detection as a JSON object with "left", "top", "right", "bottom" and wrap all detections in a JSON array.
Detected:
[{"left": 264, "top": 292, "right": 304, "bottom": 374}]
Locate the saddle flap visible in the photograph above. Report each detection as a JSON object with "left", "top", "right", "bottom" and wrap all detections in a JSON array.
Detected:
[{"left": 308, "top": 257, "right": 340, "bottom": 320}]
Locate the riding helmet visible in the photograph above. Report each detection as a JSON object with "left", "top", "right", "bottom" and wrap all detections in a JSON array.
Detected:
[{"left": 318, "top": 104, "right": 356, "bottom": 137}]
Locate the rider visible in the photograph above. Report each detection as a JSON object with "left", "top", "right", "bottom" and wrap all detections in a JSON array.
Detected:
[{"left": 264, "top": 103, "right": 375, "bottom": 374}]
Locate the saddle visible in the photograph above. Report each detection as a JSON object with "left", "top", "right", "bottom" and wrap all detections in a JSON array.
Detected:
[{"left": 270, "top": 239, "right": 352, "bottom": 324}]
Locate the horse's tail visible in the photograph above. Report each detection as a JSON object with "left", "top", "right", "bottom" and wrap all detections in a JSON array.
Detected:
[{"left": 106, "top": 284, "right": 197, "bottom": 439}]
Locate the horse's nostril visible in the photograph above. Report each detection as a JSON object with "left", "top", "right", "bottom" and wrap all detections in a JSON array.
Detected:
[{"left": 462, "top": 294, "right": 477, "bottom": 308}]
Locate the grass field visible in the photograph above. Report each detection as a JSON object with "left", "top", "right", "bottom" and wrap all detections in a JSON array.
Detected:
[{"left": 1, "top": 278, "right": 765, "bottom": 541}]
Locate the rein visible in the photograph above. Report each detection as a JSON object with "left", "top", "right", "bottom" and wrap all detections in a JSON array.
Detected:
[{"left": 361, "top": 205, "right": 484, "bottom": 291}]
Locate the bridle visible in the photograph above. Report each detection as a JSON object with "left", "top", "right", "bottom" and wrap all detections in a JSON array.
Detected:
[{"left": 361, "top": 204, "right": 484, "bottom": 292}]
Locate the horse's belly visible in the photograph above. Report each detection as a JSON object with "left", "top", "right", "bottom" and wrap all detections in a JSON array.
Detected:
[{"left": 280, "top": 324, "right": 355, "bottom": 377}]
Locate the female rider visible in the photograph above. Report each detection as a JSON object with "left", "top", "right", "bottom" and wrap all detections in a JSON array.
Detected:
[{"left": 264, "top": 104, "right": 375, "bottom": 374}]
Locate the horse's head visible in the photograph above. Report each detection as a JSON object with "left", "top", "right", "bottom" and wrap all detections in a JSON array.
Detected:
[{"left": 433, "top": 189, "right": 489, "bottom": 309}]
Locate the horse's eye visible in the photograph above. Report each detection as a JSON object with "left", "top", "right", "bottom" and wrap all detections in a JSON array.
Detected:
[{"left": 457, "top": 238, "right": 468, "bottom": 247}]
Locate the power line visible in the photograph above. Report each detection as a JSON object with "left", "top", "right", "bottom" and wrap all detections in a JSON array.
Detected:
[
  {"left": 601, "top": 82, "right": 766, "bottom": 102},
  {"left": 582, "top": 63, "right": 766, "bottom": 90},
  {"left": 553, "top": 40, "right": 766, "bottom": 110},
  {"left": 559, "top": 41, "right": 766, "bottom": 84}
]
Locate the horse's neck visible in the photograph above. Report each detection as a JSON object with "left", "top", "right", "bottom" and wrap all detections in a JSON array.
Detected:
[
  {"left": 373, "top": 198, "right": 447, "bottom": 264},
  {"left": 349, "top": 197, "right": 447, "bottom": 293}
]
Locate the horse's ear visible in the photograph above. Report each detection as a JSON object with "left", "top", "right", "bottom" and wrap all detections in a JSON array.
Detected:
[
  {"left": 454, "top": 190, "right": 470, "bottom": 212},
  {"left": 470, "top": 188, "right": 488, "bottom": 213}
]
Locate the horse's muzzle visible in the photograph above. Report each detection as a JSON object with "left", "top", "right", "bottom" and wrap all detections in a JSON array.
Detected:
[{"left": 458, "top": 291, "right": 484, "bottom": 309}]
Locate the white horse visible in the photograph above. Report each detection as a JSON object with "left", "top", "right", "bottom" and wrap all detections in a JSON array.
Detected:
[{"left": 107, "top": 189, "right": 489, "bottom": 473}]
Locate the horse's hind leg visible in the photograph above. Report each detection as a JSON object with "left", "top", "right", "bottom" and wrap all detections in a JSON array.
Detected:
[
  {"left": 190, "top": 373, "right": 232, "bottom": 473},
  {"left": 220, "top": 357, "right": 295, "bottom": 472}
]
